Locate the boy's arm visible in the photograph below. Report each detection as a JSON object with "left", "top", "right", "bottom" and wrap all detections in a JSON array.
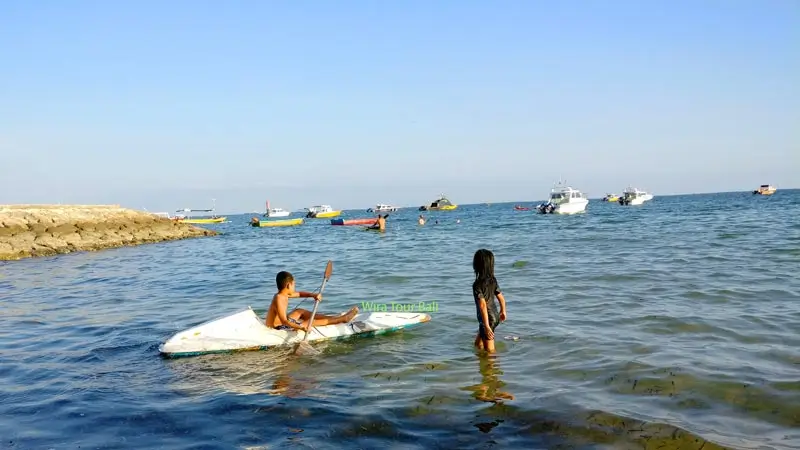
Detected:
[
  {"left": 274, "top": 295, "right": 306, "bottom": 331},
  {"left": 288, "top": 291, "right": 321, "bottom": 300}
]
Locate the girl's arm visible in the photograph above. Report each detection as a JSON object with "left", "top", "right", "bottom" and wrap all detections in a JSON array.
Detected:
[
  {"left": 478, "top": 297, "right": 491, "bottom": 328},
  {"left": 497, "top": 292, "right": 507, "bottom": 317}
]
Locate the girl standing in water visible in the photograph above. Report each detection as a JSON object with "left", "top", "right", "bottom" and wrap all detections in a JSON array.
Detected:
[{"left": 472, "top": 249, "right": 507, "bottom": 353}]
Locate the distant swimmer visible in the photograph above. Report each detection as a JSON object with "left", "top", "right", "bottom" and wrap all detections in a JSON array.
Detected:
[{"left": 418, "top": 214, "right": 425, "bottom": 225}]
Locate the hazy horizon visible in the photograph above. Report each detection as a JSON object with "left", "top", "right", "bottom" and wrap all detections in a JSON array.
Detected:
[{"left": 2, "top": 1, "right": 797, "bottom": 213}]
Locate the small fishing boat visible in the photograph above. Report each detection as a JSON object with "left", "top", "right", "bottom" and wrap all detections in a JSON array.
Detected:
[
  {"left": 618, "top": 187, "right": 653, "bottom": 206},
  {"left": 263, "top": 200, "right": 291, "bottom": 218},
  {"left": 752, "top": 184, "right": 777, "bottom": 195},
  {"left": 602, "top": 193, "right": 619, "bottom": 202},
  {"left": 536, "top": 181, "right": 589, "bottom": 214},
  {"left": 331, "top": 218, "right": 378, "bottom": 226},
  {"left": 367, "top": 204, "right": 399, "bottom": 213},
  {"left": 513, "top": 205, "right": 530, "bottom": 211},
  {"left": 419, "top": 194, "right": 457, "bottom": 211},
  {"left": 250, "top": 217, "right": 303, "bottom": 227},
  {"left": 175, "top": 199, "right": 227, "bottom": 223},
  {"left": 305, "top": 205, "right": 342, "bottom": 218},
  {"left": 158, "top": 307, "right": 431, "bottom": 358}
]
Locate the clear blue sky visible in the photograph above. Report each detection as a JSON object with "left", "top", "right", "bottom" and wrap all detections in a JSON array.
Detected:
[{"left": 1, "top": 0, "right": 797, "bottom": 213}]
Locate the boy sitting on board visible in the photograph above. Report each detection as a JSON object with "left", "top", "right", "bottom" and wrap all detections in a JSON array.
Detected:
[{"left": 266, "top": 271, "right": 359, "bottom": 332}]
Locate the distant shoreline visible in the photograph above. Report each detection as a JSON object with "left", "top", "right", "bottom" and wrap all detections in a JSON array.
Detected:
[{"left": 0, "top": 204, "right": 218, "bottom": 261}]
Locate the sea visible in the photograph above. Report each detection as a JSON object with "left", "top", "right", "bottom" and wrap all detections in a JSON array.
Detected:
[{"left": 1, "top": 191, "right": 798, "bottom": 450}]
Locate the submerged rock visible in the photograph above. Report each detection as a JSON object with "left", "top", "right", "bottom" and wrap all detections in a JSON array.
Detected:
[{"left": 0, "top": 204, "right": 218, "bottom": 261}]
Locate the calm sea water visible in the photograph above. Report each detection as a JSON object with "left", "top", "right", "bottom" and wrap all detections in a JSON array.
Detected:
[{"left": 1, "top": 191, "right": 799, "bottom": 450}]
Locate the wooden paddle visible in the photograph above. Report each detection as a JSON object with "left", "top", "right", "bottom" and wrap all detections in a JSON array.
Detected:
[{"left": 293, "top": 260, "right": 333, "bottom": 356}]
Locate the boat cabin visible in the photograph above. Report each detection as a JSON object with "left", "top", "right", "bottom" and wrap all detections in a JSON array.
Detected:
[
  {"left": 429, "top": 197, "right": 453, "bottom": 208},
  {"left": 550, "top": 188, "right": 586, "bottom": 203},
  {"left": 307, "top": 205, "right": 333, "bottom": 214}
]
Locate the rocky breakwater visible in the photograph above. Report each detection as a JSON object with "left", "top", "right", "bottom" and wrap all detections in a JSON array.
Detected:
[{"left": 0, "top": 204, "right": 218, "bottom": 261}]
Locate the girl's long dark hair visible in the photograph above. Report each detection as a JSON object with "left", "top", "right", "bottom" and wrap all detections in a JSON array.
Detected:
[{"left": 473, "top": 249, "right": 497, "bottom": 290}]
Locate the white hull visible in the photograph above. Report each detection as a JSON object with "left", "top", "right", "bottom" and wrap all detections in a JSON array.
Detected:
[
  {"left": 554, "top": 199, "right": 589, "bottom": 214},
  {"left": 267, "top": 210, "right": 291, "bottom": 218},
  {"left": 626, "top": 194, "right": 653, "bottom": 205},
  {"left": 159, "top": 307, "right": 431, "bottom": 357}
]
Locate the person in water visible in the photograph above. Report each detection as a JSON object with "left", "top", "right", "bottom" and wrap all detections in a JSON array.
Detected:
[
  {"left": 418, "top": 214, "right": 425, "bottom": 225},
  {"left": 369, "top": 214, "right": 388, "bottom": 231},
  {"left": 472, "top": 249, "right": 507, "bottom": 353},
  {"left": 266, "top": 271, "right": 358, "bottom": 332}
]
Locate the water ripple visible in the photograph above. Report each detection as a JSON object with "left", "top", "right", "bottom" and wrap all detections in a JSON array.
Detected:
[{"left": 1, "top": 191, "right": 799, "bottom": 449}]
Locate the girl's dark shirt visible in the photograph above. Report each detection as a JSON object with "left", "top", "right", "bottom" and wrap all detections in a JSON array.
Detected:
[{"left": 473, "top": 278, "right": 501, "bottom": 322}]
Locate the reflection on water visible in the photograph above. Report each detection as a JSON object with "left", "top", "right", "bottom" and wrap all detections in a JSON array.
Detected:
[
  {"left": 164, "top": 349, "right": 327, "bottom": 400},
  {"left": 463, "top": 353, "right": 515, "bottom": 404}
]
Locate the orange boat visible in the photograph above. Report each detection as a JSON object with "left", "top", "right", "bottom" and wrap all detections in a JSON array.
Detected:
[{"left": 331, "top": 218, "right": 378, "bottom": 226}]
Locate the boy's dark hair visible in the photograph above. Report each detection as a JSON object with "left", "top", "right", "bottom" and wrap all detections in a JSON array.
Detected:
[{"left": 276, "top": 271, "right": 294, "bottom": 290}]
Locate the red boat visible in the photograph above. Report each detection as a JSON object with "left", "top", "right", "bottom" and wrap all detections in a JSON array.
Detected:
[
  {"left": 513, "top": 205, "right": 530, "bottom": 211},
  {"left": 331, "top": 218, "right": 379, "bottom": 226}
]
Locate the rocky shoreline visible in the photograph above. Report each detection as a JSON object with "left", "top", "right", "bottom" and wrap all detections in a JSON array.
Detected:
[{"left": 0, "top": 204, "right": 219, "bottom": 261}]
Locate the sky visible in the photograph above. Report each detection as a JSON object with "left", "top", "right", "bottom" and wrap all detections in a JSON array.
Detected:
[{"left": 1, "top": 0, "right": 798, "bottom": 213}]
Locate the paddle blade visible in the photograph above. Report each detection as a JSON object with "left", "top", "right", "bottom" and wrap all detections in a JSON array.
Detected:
[
  {"left": 293, "top": 340, "right": 320, "bottom": 356},
  {"left": 323, "top": 260, "right": 333, "bottom": 281}
]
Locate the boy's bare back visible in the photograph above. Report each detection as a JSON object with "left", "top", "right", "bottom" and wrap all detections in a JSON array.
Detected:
[{"left": 265, "top": 293, "right": 290, "bottom": 328}]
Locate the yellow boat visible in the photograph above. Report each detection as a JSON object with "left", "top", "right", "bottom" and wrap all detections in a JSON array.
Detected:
[
  {"left": 251, "top": 217, "right": 303, "bottom": 227},
  {"left": 314, "top": 210, "right": 342, "bottom": 218},
  {"left": 419, "top": 194, "right": 457, "bottom": 211},
  {"left": 180, "top": 217, "right": 227, "bottom": 224},
  {"left": 305, "top": 205, "right": 342, "bottom": 218},
  {"left": 602, "top": 194, "right": 619, "bottom": 202},
  {"left": 174, "top": 200, "right": 226, "bottom": 224}
]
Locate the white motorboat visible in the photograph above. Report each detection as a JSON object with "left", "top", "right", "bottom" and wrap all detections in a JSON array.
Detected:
[
  {"left": 536, "top": 182, "right": 589, "bottom": 214},
  {"left": 752, "top": 184, "right": 777, "bottom": 196},
  {"left": 618, "top": 187, "right": 654, "bottom": 206},
  {"left": 263, "top": 200, "right": 291, "bottom": 218},
  {"left": 367, "top": 203, "right": 399, "bottom": 213}
]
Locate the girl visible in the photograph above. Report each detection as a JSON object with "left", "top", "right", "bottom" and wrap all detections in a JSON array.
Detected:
[{"left": 472, "top": 249, "right": 507, "bottom": 353}]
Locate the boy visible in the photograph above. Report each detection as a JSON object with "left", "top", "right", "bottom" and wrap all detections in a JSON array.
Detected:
[{"left": 266, "top": 271, "right": 359, "bottom": 332}]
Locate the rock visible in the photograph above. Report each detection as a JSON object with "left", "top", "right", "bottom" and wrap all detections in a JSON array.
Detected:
[{"left": 0, "top": 204, "right": 219, "bottom": 261}]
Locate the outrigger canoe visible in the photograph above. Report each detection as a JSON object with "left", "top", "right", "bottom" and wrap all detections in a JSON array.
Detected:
[
  {"left": 250, "top": 217, "right": 303, "bottom": 227},
  {"left": 180, "top": 217, "right": 227, "bottom": 224},
  {"left": 159, "top": 307, "right": 431, "bottom": 357}
]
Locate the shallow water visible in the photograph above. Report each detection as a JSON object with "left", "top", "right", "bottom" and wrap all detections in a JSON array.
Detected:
[{"left": 2, "top": 191, "right": 799, "bottom": 449}]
